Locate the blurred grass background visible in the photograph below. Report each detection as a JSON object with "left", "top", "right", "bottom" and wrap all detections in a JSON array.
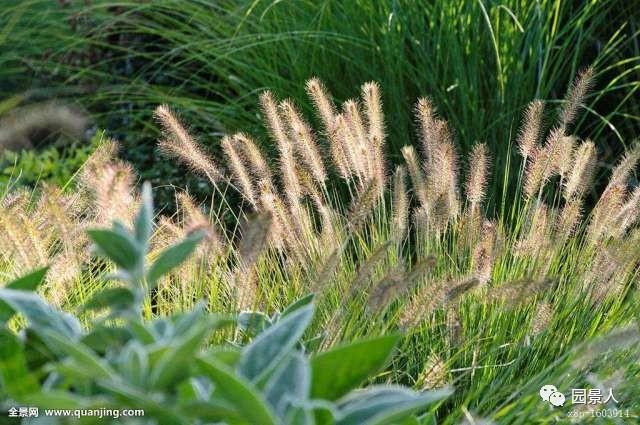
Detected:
[{"left": 1, "top": 0, "right": 639, "bottom": 208}]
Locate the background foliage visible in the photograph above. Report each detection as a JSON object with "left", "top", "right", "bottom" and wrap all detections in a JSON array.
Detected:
[{"left": 1, "top": 0, "right": 639, "bottom": 207}]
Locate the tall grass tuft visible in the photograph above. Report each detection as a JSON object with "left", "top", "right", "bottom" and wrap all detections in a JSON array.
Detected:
[{"left": 3, "top": 0, "right": 639, "bottom": 206}]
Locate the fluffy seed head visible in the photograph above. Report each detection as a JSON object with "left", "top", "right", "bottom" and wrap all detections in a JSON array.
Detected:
[
  {"left": 260, "top": 91, "right": 301, "bottom": 204},
  {"left": 155, "top": 105, "right": 221, "bottom": 182},
  {"left": 280, "top": 99, "right": 327, "bottom": 185},
  {"left": 531, "top": 302, "right": 553, "bottom": 336},
  {"left": 608, "top": 144, "right": 640, "bottom": 189},
  {"left": 556, "top": 135, "right": 576, "bottom": 178},
  {"left": 563, "top": 140, "right": 597, "bottom": 200},
  {"left": 517, "top": 100, "right": 544, "bottom": 161},
  {"left": 418, "top": 354, "right": 449, "bottom": 390},
  {"left": 177, "top": 192, "right": 223, "bottom": 253},
  {"left": 466, "top": 143, "right": 490, "bottom": 213},
  {"left": 328, "top": 114, "right": 352, "bottom": 178},
  {"left": 560, "top": 67, "right": 594, "bottom": 131},
  {"left": 472, "top": 221, "right": 497, "bottom": 285},
  {"left": 433, "top": 140, "right": 460, "bottom": 219},
  {"left": 391, "top": 165, "right": 409, "bottom": 239},
  {"left": 362, "top": 81, "right": 386, "bottom": 186},
  {"left": 0, "top": 102, "right": 88, "bottom": 151},
  {"left": 401, "top": 145, "right": 429, "bottom": 208},
  {"left": 523, "top": 146, "right": 552, "bottom": 199},
  {"left": 90, "top": 161, "right": 137, "bottom": 225},
  {"left": 613, "top": 186, "right": 640, "bottom": 237},
  {"left": 415, "top": 97, "right": 438, "bottom": 164},
  {"left": 221, "top": 135, "right": 257, "bottom": 207},
  {"left": 588, "top": 185, "right": 627, "bottom": 242},
  {"left": 234, "top": 133, "right": 274, "bottom": 191},
  {"left": 555, "top": 199, "right": 583, "bottom": 242},
  {"left": 305, "top": 77, "right": 337, "bottom": 130}
]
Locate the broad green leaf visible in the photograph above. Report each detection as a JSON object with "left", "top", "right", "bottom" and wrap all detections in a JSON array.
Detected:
[
  {"left": 171, "top": 303, "right": 234, "bottom": 336},
  {"left": 177, "top": 376, "right": 212, "bottom": 401},
  {"left": 264, "top": 352, "right": 311, "bottom": 418},
  {"left": 81, "top": 325, "right": 133, "bottom": 354},
  {"left": 195, "top": 357, "right": 277, "bottom": 425},
  {"left": 0, "top": 267, "right": 48, "bottom": 323},
  {"left": 6, "top": 267, "right": 49, "bottom": 291},
  {"left": 284, "top": 405, "right": 314, "bottom": 425},
  {"left": 81, "top": 287, "right": 135, "bottom": 313},
  {"left": 201, "top": 347, "right": 241, "bottom": 368},
  {"left": 309, "top": 400, "right": 337, "bottom": 425},
  {"left": 394, "top": 416, "right": 420, "bottom": 425},
  {"left": 150, "top": 318, "right": 211, "bottom": 389},
  {"left": 23, "top": 328, "right": 56, "bottom": 369},
  {"left": 150, "top": 318, "right": 174, "bottom": 341},
  {"left": 0, "top": 329, "right": 39, "bottom": 397},
  {"left": 117, "top": 341, "right": 149, "bottom": 388},
  {"left": 311, "top": 334, "right": 399, "bottom": 400},
  {"left": 281, "top": 293, "right": 315, "bottom": 318},
  {"left": 146, "top": 231, "right": 203, "bottom": 286},
  {"left": 237, "top": 311, "right": 271, "bottom": 336},
  {"left": 238, "top": 303, "right": 314, "bottom": 383},
  {"left": 336, "top": 386, "right": 452, "bottom": 425},
  {"left": 0, "top": 289, "right": 81, "bottom": 339},
  {"left": 128, "top": 320, "right": 156, "bottom": 345},
  {"left": 41, "top": 330, "right": 116, "bottom": 381},
  {"left": 87, "top": 229, "right": 141, "bottom": 272}
]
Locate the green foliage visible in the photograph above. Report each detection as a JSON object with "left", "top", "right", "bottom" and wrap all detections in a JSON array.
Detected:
[
  {"left": 0, "top": 183, "right": 450, "bottom": 424},
  {"left": 2, "top": 0, "right": 639, "bottom": 206},
  {"left": 310, "top": 335, "right": 399, "bottom": 401},
  {"left": 0, "top": 133, "right": 102, "bottom": 189}
]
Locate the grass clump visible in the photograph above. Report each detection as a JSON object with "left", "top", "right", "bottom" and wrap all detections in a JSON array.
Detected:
[
  {"left": 0, "top": 75, "right": 639, "bottom": 422},
  {"left": 0, "top": 188, "right": 451, "bottom": 424}
]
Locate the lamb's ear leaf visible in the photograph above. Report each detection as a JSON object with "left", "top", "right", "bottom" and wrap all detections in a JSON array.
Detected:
[
  {"left": 6, "top": 267, "right": 49, "bottom": 292},
  {"left": 335, "top": 385, "right": 452, "bottom": 425},
  {"left": 195, "top": 357, "right": 278, "bottom": 425},
  {"left": 237, "top": 311, "right": 271, "bottom": 336},
  {"left": 0, "top": 289, "right": 82, "bottom": 339},
  {"left": 87, "top": 229, "right": 140, "bottom": 271},
  {"left": 81, "top": 325, "right": 134, "bottom": 354},
  {"left": 146, "top": 231, "right": 203, "bottom": 287},
  {"left": 0, "top": 267, "right": 49, "bottom": 323},
  {"left": 19, "top": 391, "right": 106, "bottom": 410},
  {"left": 281, "top": 293, "right": 315, "bottom": 318},
  {"left": 81, "top": 287, "right": 136, "bottom": 313},
  {"left": 40, "top": 330, "right": 117, "bottom": 381},
  {"left": 149, "top": 317, "right": 211, "bottom": 390},
  {"left": 310, "top": 334, "right": 399, "bottom": 401},
  {"left": 97, "top": 380, "right": 188, "bottom": 425},
  {"left": 264, "top": 352, "right": 311, "bottom": 418},
  {"left": 200, "top": 346, "right": 242, "bottom": 369},
  {"left": 238, "top": 303, "right": 314, "bottom": 383}
]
